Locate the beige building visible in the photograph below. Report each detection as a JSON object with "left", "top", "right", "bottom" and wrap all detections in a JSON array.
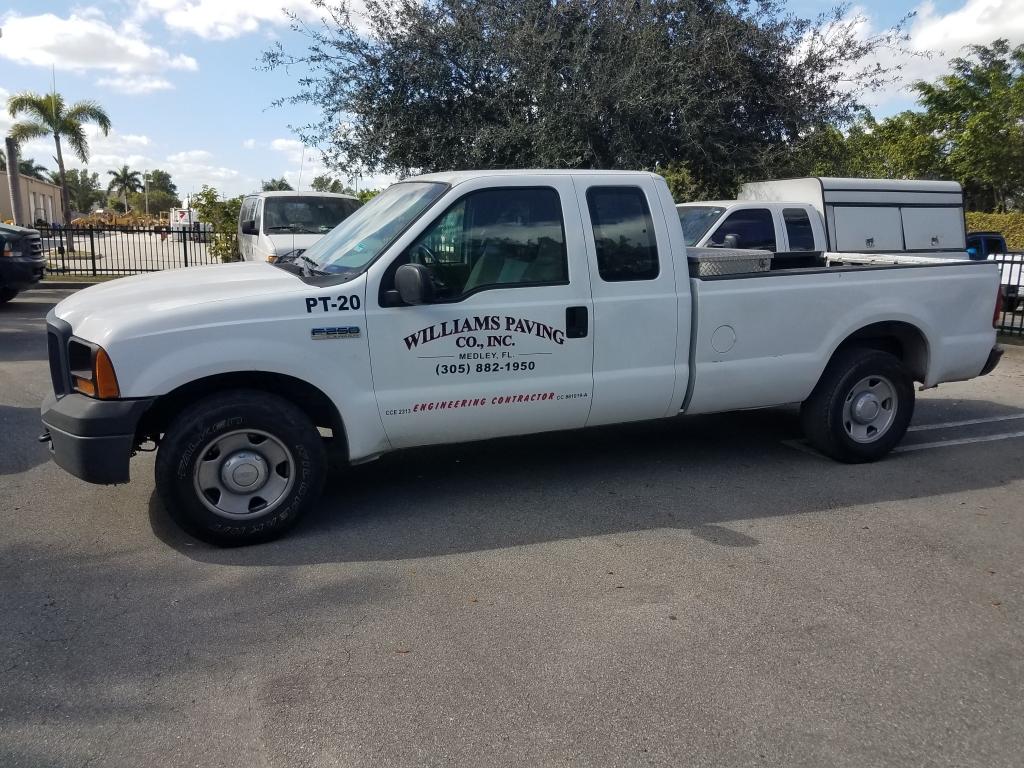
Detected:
[{"left": 1, "top": 171, "right": 65, "bottom": 226}]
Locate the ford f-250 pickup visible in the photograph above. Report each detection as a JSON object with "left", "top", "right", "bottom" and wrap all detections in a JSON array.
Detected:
[{"left": 39, "top": 170, "right": 1004, "bottom": 544}]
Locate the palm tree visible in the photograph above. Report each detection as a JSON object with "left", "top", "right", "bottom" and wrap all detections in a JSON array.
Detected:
[
  {"left": 107, "top": 164, "right": 142, "bottom": 213},
  {"left": 16, "top": 158, "right": 49, "bottom": 181},
  {"left": 7, "top": 91, "right": 110, "bottom": 250},
  {"left": 0, "top": 151, "right": 49, "bottom": 180}
]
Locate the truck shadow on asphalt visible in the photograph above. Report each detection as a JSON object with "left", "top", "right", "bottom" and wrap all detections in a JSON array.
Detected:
[
  {"left": 0, "top": 299, "right": 52, "bottom": 363},
  {"left": 150, "top": 398, "right": 1024, "bottom": 566},
  {"left": 0, "top": 406, "right": 50, "bottom": 475}
]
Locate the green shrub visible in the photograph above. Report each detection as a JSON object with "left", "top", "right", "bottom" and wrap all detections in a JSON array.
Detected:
[{"left": 965, "top": 212, "right": 1024, "bottom": 251}]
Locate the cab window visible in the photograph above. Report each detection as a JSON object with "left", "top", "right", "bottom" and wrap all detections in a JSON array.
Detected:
[
  {"left": 586, "top": 186, "right": 659, "bottom": 281},
  {"left": 709, "top": 208, "right": 776, "bottom": 251},
  {"left": 387, "top": 187, "right": 568, "bottom": 302},
  {"left": 783, "top": 208, "right": 815, "bottom": 251}
]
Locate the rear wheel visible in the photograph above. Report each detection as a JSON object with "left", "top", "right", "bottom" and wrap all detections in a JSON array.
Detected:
[
  {"left": 801, "top": 348, "right": 914, "bottom": 463},
  {"left": 155, "top": 390, "right": 326, "bottom": 544},
  {"left": 0, "top": 287, "right": 18, "bottom": 304}
]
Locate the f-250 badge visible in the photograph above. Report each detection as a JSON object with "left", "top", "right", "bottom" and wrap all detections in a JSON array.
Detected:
[{"left": 311, "top": 326, "right": 361, "bottom": 340}]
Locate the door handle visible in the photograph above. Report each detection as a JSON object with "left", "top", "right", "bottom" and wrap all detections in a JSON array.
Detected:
[{"left": 566, "top": 306, "right": 588, "bottom": 338}]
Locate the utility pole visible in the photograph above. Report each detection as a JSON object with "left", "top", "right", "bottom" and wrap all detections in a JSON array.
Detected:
[{"left": 144, "top": 171, "right": 150, "bottom": 215}]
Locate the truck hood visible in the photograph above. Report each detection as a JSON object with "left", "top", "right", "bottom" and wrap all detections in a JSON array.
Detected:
[{"left": 54, "top": 262, "right": 306, "bottom": 332}]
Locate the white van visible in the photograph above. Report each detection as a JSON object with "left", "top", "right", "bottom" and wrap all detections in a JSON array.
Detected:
[{"left": 238, "top": 191, "right": 361, "bottom": 262}]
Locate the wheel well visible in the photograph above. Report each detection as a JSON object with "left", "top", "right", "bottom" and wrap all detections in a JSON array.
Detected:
[
  {"left": 138, "top": 372, "right": 347, "bottom": 458},
  {"left": 832, "top": 321, "right": 929, "bottom": 382}
]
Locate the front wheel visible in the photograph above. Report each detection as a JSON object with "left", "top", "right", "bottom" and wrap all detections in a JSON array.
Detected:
[
  {"left": 155, "top": 390, "right": 327, "bottom": 544},
  {"left": 801, "top": 348, "right": 915, "bottom": 463},
  {"left": 0, "top": 287, "right": 18, "bottom": 304}
]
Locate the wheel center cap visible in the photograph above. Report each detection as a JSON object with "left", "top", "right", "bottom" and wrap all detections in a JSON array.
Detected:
[
  {"left": 852, "top": 393, "right": 881, "bottom": 424},
  {"left": 221, "top": 451, "right": 268, "bottom": 493}
]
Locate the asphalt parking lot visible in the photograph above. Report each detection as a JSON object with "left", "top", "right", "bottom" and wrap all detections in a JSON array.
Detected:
[{"left": 2, "top": 287, "right": 1023, "bottom": 767}]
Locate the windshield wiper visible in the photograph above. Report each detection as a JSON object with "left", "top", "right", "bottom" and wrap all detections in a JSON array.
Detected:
[
  {"left": 294, "top": 253, "right": 328, "bottom": 276},
  {"left": 265, "top": 225, "right": 299, "bottom": 231}
]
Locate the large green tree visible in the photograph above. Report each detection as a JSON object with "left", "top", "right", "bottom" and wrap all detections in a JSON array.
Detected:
[
  {"left": 265, "top": 0, "right": 913, "bottom": 196},
  {"left": 7, "top": 91, "right": 111, "bottom": 249},
  {"left": 62, "top": 169, "right": 105, "bottom": 214},
  {"left": 914, "top": 39, "right": 1024, "bottom": 211}
]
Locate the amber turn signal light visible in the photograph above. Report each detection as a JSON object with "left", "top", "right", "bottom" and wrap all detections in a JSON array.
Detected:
[{"left": 94, "top": 347, "right": 120, "bottom": 399}]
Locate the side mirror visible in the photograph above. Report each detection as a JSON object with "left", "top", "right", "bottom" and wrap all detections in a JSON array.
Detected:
[
  {"left": 241, "top": 220, "right": 257, "bottom": 235},
  {"left": 395, "top": 263, "right": 434, "bottom": 305},
  {"left": 723, "top": 234, "right": 739, "bottom": 249}
]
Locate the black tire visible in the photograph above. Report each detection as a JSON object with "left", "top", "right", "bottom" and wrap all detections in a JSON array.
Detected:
[
  {"left": 0, "top": 287, "right": 18, "bottom": 304},
  {"left": 155, "top": 389, "right": 326, "bottom": 545},
  {"left": 800, "top": 348, "right": 914, "bottom": 463}
]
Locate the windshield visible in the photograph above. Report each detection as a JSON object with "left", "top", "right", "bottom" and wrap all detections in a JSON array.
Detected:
[
  {"left": 262, "top": 196, "right": 362, "bottom": 235},
  {"left": 300, "top": 182, "right": 449, "bottom": 275},
  {"left": 677, "top": 205, "right": 726, "bottom": 246}
]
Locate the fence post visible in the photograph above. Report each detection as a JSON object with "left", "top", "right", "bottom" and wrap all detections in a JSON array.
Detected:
[
  {"left": 182, "top": 225, "right": 189, "bottom": 268},
  {"left": 89, "top": 228, "right": 97, "bottom": 277}
]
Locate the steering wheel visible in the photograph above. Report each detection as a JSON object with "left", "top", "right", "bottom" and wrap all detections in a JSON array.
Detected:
[{"left": 413, "top": 243, "right": 439, "bottom": 266}]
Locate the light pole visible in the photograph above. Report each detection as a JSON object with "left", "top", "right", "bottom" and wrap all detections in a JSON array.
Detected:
[{"left": 143, "top": 171, "right": 150, "bottom": 216}]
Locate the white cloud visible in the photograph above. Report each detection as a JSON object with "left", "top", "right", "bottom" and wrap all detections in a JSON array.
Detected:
[
  {"left": 0, "top": 11, "right": 197, "bottom": 91},
  {"left": 168, "top": 150, "right": 215, "bottom": 163},
  {"left": 96, "top": 75, "right": 176, "bottom": 94},
  {"left": 853, "top": 0, "right": 1024, "bottom": 111},
  {"left": 137, "top": 0, "right": 321, "bottom": 41},
  {"left": 242, "top": 139, "right": 258, "bottom": 150}
]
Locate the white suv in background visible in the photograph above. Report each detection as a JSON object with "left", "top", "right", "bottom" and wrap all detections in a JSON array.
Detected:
[{"left": 238, "top": 191, "right": 361, "bottom": 262}]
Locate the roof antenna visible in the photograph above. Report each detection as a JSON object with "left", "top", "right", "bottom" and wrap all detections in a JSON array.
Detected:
[{"left": 296, "top": 146, "right": 306, "bottom": 191}]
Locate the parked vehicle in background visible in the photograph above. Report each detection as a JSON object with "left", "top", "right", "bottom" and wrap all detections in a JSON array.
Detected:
[
  {"left": 40, "top": 170, "right": 1004, "bottom": 545},
  {"left": 0, "top": 223, "right": 45, "bottom": 303},
  {"left": 967, "top": 231, "right": 1022, "bottom": 311},
  {"left": 678, "top": 178, "right": 969, "bottom": 266},
  {"left": 238, "top": 192, "right": 362, "bottom": 263}
]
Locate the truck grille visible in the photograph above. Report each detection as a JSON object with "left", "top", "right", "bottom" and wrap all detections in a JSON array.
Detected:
[
  {"left": 28, "top": 233, "right": 43, "bottom": 258},
  {"left": 46, "top": 313, "right": 73, "bottom": 397}
]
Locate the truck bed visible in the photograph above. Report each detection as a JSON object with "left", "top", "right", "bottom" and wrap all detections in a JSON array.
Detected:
[{"left": 683, "top": 256, "right": 999, "bottom": 415}]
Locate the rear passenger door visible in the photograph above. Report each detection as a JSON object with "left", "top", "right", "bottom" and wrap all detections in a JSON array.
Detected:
[{"left": 573, "top": 175, "right": 682, "bottom": 425}]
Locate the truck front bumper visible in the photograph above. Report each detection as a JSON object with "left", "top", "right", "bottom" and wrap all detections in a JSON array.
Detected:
[
  {"left": 980, "top": 345, "right": 1004, "bottom": 377},
  {"left": 1, "top": 255, "right": 46, "bottom": 291},
  {"left": 40, "top": 393, "right": 155, "bottom": 484}
]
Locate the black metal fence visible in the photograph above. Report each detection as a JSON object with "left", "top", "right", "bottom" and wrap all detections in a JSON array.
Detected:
[
  {"left": 995, "top": 253, "right": 1024, "bottom": 337},
  {"left": 38, "top": 225, "right": 234, "bottom": 276}
]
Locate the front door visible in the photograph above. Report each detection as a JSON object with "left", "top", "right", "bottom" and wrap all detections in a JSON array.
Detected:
[{"left": 365, "top": 178, "right": 595, "bottom": 449}]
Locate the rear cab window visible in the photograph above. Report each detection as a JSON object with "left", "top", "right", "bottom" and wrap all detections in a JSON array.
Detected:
[
  {"left": 586, "top": 186, "right": 659, "bottom": 281},
  {"left": 783, "top": 208, "right": 815, "bottom": 251}
]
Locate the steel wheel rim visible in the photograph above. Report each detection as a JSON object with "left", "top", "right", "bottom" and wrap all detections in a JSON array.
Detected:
[
  {"left": 192, "top": 429, "right": 295, "bottom": 519},
  {"left": 842, "top": 375, "right": 898, "bottom": 444}
]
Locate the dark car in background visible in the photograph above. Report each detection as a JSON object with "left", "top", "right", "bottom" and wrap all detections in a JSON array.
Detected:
[{"left": 0, "top": 223, "right": 45, "bottom": 304}]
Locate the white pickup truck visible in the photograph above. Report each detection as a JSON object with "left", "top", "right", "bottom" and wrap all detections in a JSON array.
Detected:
[
  {"left": 40, "top": 170, "right": 1004, "bottom": 544},
  {"left": 677, "top": 177, "right": 970, "bottom": 266}
]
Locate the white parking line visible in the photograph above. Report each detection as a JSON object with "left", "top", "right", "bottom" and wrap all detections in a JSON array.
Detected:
[
  {"left": 908, "top": 413, "right": 1024, "bottom": 432},
  {"left": 893, "top": 430, "right": 1024, "bottom": 452}
]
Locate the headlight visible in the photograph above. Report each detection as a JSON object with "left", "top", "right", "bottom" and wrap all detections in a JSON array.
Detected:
[
  {"left": 68, "top": 339, "right": 121, "bottom": 399},
  {"left": 1, "top": 240, "right": 18, "bottom": 257}
]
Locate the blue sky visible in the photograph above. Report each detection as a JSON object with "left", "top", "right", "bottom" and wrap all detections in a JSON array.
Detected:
[{"left": 2, "top": 0, "right": 1023, "bottom": 199}]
